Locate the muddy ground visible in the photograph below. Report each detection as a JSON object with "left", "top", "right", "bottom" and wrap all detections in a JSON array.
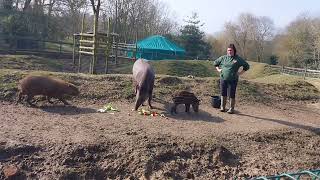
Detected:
[{"left": 0, "top": 98, "right": 319, "bottom": 179}]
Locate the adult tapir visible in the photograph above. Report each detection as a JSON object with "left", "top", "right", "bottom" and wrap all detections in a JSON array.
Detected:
[{"left": 132, "top": 58, "right": 155, "bottom": 110}]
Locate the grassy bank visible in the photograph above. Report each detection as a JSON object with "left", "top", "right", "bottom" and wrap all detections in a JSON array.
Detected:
[{"left": 0, "top": 69, "right": 318, "bottom": 105}]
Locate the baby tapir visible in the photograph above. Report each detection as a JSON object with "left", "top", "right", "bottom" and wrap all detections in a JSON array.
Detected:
[
  {"left": 132, "top": 59, "right": 155, "bottom": 110},
  {"left": 17, "top": 75, "right": 80, "bottom": 106},
  {"left": 171, "top": 91, "right": 200, "bottom": 114}
]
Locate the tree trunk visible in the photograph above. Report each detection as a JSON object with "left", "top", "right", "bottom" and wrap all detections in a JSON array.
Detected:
[{"left": 23, "top": 0, "right": 32, "bottom": 11}]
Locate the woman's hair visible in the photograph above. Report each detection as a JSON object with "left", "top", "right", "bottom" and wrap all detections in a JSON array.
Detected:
[{"left": 228, "top": 44, "right": 237, "bottom": 55}]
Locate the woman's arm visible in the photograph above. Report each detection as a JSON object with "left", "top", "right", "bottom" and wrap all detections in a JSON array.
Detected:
[
  {"left": 213, "top": 56, "right": 223, "bottom": 72},
  {"left": 238, "top": 58, "right": 250, "bottom": 75}
]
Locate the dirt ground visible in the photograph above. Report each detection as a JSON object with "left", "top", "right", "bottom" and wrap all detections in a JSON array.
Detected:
[{"left": 0, "top": 98, "right": 320, "bottom": 179}]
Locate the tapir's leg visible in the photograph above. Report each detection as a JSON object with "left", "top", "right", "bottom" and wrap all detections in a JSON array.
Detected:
[
  {"left": 148, "top": 81, "right": 154, "bottom": 109},
  {"left": 135, "top": 83, "right": 138, "bottom": 94},
  {"left": 135, "top": 91, "right": 143, "bottom": 110}
]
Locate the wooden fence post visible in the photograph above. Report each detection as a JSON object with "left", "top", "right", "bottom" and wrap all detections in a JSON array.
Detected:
[
  {"left": 304, "top": 66, "right": 307, "bottom": 80},
  {"left": 105, "top": 18, "right": 111, "bottom": 74},
  {"left": 59, "top": 41, "right": 62, "bottom": 56},
  {"left": 78, "top": 14, "right": 86, "bottom": 73},
  {"left": 72, "top": 35, "right": 76, "bottom": 65}
]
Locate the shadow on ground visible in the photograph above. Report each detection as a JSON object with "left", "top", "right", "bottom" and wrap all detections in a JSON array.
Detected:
[
  {"left": 40, "top": 105, "right": 97, "bottom": 115},
  {"left": 238, "top": 113, "right": 320, "bottom": 135},
  {"left": 152, "top": 98, "right": 225, "bottom": 123}
]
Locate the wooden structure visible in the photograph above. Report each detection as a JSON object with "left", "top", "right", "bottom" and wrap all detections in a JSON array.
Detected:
[{"left": 72, "top": 17, "right": 138, "bottom": 74}]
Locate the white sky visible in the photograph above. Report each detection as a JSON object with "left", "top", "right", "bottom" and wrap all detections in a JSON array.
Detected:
[{"left": 160, "top": 0, "right": 320, "bottom": 35}]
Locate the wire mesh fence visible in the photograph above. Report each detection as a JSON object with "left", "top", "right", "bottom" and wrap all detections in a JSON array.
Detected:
[{"left": 251, "top": 169, "right": 320, "bottom": 180}]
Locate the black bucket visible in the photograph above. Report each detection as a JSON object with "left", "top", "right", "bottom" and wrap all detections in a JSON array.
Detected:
[{"left": 211, "top": 96, "right": 221, "bottom": 108}]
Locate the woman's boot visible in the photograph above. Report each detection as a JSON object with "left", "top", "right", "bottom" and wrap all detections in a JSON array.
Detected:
[
  {"left": 220, "top": 96, "right": 227, "bottom": 112},
  {"left": 227, "top": 98, "right": 235, "bottom": 114}
]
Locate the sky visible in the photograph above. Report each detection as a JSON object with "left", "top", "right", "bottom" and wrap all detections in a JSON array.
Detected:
[{"left": 160, "top": 0, "right": 320, "bottom": 35}]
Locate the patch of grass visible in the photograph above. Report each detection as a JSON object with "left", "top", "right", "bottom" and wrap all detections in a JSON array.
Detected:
[
  {"left": 238, "top": 80, "right": 269, "bottom": 103},
  {"left": 0, "top": 70, "right": 23, "bottom": 100},
  {"left": 119, "top": 80, "right": 134, "bottom": 99},
  {"left": 157, "top": 76, "right": 183, "bottom": 86},
  {"left": 306, "top": 78, "right": 320, "bottom": 91},
  {"left": 242, "top": 62, "right": 279, "bottom": 80},
  {"left": 253, "top": 74, "right": 305, "bottom": 85},
  {"left": 45, "top": 42, "right": 73, "bottom": 52},
  {"left": 108, "top": 59, "right": 219, "bottom": 79},
  {"left": 266, "top": 82, "right": 319, "bottom": 101},
  {"left": 245, "top": 67, "right": 319, "bottom": 101},
  {"left": 0, "top": 55, "right": 63, "bottom": 71},
  {"left": 205, "top": 78, "right": 220, "bottom": 96},
  {"left": 255, "top": 78, "right": 319, "bottom": 101},
  {"left": 109, "top": 61, "right": 135, "bottom": 74},
  {"left": 150, "top": 60, "right": 218, "bottom": 77}
]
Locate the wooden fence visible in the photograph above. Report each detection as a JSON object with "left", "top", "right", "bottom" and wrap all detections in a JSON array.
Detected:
[
  {"left": 0, "top": 35, "right": 74, "bottom": 56},
  {"left": 271, "top": 65, "right": 320, "bottom": 79}
]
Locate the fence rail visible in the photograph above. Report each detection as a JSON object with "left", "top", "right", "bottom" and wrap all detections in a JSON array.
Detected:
[
  {"left": 270, "top": 65, "right": 320, "bottom": 79},
  {"left": 0, "top": 35, "right": 137, "bottom": 58},
  {"left": 0, "top": 35, "right": 74, "bottom": 55}
]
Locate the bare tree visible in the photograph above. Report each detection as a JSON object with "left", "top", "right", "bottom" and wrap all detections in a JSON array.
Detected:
[
  {"left": 224, "top": 13, "right": 256, "bottom": 59},
  {"left": 223, "top": 13, "right": 274, "bottom": 61},
  {"left": 283, "top": 15, "right": 314, "bottom": 67},
  {"left": 57, "top": 0, "right": 87, "bottom": 35},
  {"left": 101, "top": 0, "right": 177, "bottom": 42},
  {"left": 22, "top": 0, "right": 31, "bottom": 11},
  {"left": 271, "top": 13, "right": 320, "bottom": 69},
  {"left": 310, "top": 18, "right": 320, "bottom": 69},
  {"left": 252, "top": 16, "right": 274, "bottom": 62},
  {"left": 206, "top": 32, "right": 229, "bottom": 58}
]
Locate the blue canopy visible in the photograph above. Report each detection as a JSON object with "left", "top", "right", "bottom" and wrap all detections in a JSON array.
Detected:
[{"left": 129, "top": 35, "right": 186, "bottom": 60}]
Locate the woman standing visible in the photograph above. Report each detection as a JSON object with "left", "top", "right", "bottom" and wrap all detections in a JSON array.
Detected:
[{"left": 213, "top": 44, "right": 250, "bottom": 114}]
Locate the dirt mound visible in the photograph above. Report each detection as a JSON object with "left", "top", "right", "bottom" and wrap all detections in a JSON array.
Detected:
[
  {"left": 212, "top": 146, "right": 239, "bottom": 166},
  {"left": 0, "top": 138, "right": 242, "bottom": 179},
  {"left": 157, "top": 76, "right": 183, "bottom": 86},
  {"left": 0, "top": 141, "right": 41, "bottom": 179}
]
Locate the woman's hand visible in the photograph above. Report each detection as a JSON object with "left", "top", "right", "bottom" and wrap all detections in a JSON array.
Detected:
[
  {"left": 238, "top": 70, "right": 245, "bottom": 76},
  {"left": 215, "top": 67, "right": 222, "bottom": 73}
]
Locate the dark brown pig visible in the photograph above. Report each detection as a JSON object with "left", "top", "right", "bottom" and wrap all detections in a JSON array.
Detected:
[
  {"left": 17, "top": 75, "right": 79, "bottom": 106},
  {"left": 171, "top": 91, "right": 200, "bottom": 114},
  {"left": 132, "top": 59, "right": 155, "bottom": 110}
]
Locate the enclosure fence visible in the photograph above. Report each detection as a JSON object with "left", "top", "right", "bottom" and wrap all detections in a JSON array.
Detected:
[{"left": 271, "top": 65, "right": 320, "bottom": 79}]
